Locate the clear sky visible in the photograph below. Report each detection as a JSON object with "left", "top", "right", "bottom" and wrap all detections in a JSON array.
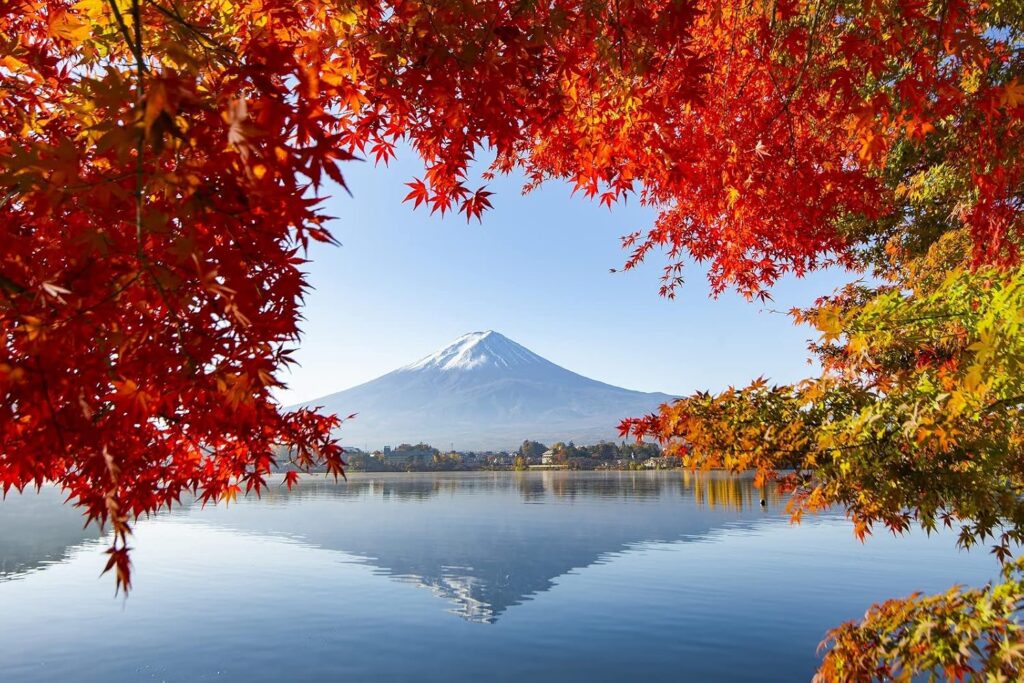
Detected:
[{"left": 277, "top": 149, "right": 857, "bottom": 405}]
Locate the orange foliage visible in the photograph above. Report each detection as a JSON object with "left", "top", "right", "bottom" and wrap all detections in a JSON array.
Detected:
[{"left": 1, "top": 0, "right": 1021, "bottom": 599}]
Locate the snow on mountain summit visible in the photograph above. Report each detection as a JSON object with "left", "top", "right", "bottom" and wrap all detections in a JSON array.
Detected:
[
  {"left": 401, "top": 330, "right": 545, "bottom": 372},
  {"left": 300, "top": 331, "right": 675, "bottom": 450}
]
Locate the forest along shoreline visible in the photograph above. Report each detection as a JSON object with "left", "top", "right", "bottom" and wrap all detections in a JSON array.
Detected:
[{"left": 278, "top": 440, "right": 677, "bottom": 473}]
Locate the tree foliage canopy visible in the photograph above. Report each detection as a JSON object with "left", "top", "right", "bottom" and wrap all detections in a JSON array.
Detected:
[
  {"left": 615, "top": 2, "right": 1024, "bottom": 678},
  {"left": 1, "top": 0, "right": 1022, "bottom": 677}
]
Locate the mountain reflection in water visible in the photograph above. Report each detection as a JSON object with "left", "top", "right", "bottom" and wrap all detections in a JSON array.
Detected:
[
  {"left": 0, "top": 471, "right": 1002, "bottom": 683},
  {"left": 1, "top": 471, "right": 781, "bottom": 624}
]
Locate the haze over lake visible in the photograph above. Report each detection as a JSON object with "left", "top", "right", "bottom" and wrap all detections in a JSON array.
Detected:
[{"left": 0, "top": 471, "right": 1001, "bottom": 682}]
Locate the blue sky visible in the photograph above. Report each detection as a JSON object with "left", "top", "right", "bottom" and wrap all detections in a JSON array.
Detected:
[{"left": 277, "top": 150, "right": 856, "bottom": 404}]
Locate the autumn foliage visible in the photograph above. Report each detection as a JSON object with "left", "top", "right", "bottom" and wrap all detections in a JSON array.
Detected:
[
  {"left": 816, "top": 557, "right": 1024, "bottom": 681},
  {"left": 1, "top": 0, "right": 1022, "bottom": 678},
  {"left": 615, "top": 1, "right": 1024, "bottom": 678}
]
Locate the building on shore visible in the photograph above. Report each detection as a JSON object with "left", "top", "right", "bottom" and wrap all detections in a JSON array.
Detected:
[{"left": 381, "top": 445, "right": 435, "bottom": 466}]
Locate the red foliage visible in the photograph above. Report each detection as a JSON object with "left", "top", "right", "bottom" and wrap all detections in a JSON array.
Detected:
[{"left": 1, "top": 0, "right": 1020, "bottom": 587}]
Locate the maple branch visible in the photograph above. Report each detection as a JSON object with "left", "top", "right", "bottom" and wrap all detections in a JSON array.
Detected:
[
  {"left": 837, "top": 311, "right": 973, "bottom": 332},
  {"left": 59, "top": 173, "right": 136, "bottom": 193},
  {"left": 982, "top": 395, "right": 1024, "bottom": 414},
  {"left": 612, "top": 0, "right": 625, "bottom": 69},
  {"left": 472, "top": 0, "right": 532, "bottom": 70},
  {"left": 137, "top": 258, "right": 204, "bottom": 373},
  {"left": 131, "top": 0, "right": 145, "bottom": 253},
  {"left": 52, "top": 271, "right": 143, "bottom": 327},
  {"left": 788, "top": 0, "right": 826, "bottom": 95},
  {"left": 159, "top": 411, "right": 219, "bottom": 457},
  {"left": 116, "top": 0, "right": 193, "bottom": 359},
  {"left": 758, "top": 0, "right": 834, "bottom": 136},
  {"left": 146, "top": 1, "right": 233, "bottom": 60},
  {"left": 106, "top": 0, "right": 142, "bottom": 62},
  {"left": 32, "top": 356, "right": 70, "bottom": 458},
  {"left": 933, "top": 0, "right": 948, "bottom": 57}
]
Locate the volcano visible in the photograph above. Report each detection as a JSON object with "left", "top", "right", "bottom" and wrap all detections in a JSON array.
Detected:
[{"left": 299, "top": 331, "right": 673, "bottom": 450}]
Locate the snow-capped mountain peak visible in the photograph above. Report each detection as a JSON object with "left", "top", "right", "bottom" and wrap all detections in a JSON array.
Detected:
[
  {"left": 401, "top": 330, "right": 544, "bottom": 372},
  {"left": 301, "top": 331, "right": 675, "bottom": 450}
]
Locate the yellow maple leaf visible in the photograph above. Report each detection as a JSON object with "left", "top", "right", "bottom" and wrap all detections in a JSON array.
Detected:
[
  {"left": 48, "top": 10, "right": 92, "bottom": 42},
  {"left": 1, "top": 55, "right": 26, "bottom": 71},
  {"left": 1002, "top": 79, "right": 1024, "bottom": 109},
  {"left": 726, "top": 185, "right": 740, "bottom": 207}
]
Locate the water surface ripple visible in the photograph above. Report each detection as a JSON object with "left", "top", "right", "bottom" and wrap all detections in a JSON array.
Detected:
[{"left": 0, "top": 471, "right": 1000, "bottom": 682}]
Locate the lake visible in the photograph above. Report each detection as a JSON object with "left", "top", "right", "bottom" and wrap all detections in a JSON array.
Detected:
[{"left": 0, "top": 471, "right": 1003, "bottom": 682}]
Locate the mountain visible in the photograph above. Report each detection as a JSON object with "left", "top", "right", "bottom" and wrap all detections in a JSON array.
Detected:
[{"left": 298, "top": 330, "right": 674, "bottom": 450}]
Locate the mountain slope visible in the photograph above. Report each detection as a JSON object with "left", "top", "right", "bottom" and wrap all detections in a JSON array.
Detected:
[{"left": 299, "top": 331, "right": 674, "bottom": 450}]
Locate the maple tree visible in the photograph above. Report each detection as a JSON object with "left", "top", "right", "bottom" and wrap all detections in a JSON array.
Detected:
[
  {"left": 617, "top": 2, "right": 1024, "bottom": 679},
  {"left": 1, "top": 0, "right": 708, "bottom": 593},
  {"left": 1, "top": 0, "right": 1022, "bottom": 678}
]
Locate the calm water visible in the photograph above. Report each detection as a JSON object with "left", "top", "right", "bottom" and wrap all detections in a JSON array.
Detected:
[{"left": 0, "top": 471, "right": 1003, "bottom": 682}]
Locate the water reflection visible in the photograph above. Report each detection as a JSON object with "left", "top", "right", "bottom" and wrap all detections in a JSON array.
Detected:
[
  {"left": 1, "top": 472, "right": 787, "bottom": 623},
  {"left": 683, "top": 469, "right": 782, "bottom": 510},
  {"left": 0, "top": 485, "right": 102, "bottom": 577},
  {"left": 0, "top": 471, "right": 1004, "bottom": 683}
]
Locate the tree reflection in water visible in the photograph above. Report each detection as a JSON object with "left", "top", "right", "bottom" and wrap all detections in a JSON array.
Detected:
[{"left": 2, "top": 471, "right": 793, "bottom": 623}]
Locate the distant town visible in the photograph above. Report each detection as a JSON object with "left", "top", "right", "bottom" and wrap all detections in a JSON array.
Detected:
[{"left": 284, "top": 440, "right": 682, "bottom": 473}]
